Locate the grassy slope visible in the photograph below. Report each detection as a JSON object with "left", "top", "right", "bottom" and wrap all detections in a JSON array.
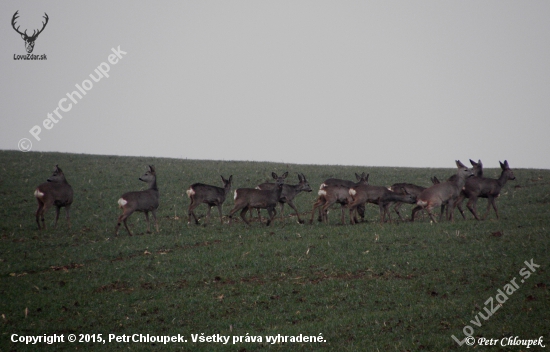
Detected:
[{"left": 0, "top": 150, "right": 549, "bottom": 351}]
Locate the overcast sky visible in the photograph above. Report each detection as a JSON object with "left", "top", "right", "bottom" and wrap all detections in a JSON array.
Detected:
[{"left": 2, "top": 1, "right": 549, "bottom": 169}]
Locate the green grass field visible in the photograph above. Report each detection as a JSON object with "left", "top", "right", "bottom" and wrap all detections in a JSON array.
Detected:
[{"left": 1, "top": 150, "right": 549, "bottom": 351}]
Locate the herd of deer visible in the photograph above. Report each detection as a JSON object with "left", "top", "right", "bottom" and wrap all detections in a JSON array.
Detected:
[{"left": 33, "top": 160, "right": 515, "bottom": 235}]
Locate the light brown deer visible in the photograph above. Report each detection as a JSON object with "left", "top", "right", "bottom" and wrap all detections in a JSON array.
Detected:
[
  {"left": 317, "top": 172, "right": 369, "bottom": 222},
  {"left": 34, "top": 165, "right": 73, "bottom": 230},
  {"left": 455, "top": 160, "right": 515, "bottom": 220},
  {"left": 309, "top": 185, "right": 353, "bottom": 225},
  {"left": 255, "top": 173, "right": 312, "bottom": 224},
  {"left": 411, "top": 160, "right": 474, "bottom": 223},
  {"left": 115, "top": 165, "right": 159, "bottom": 236},
  {"left": 228, "top": 172, "right": 287, "bottom": 226},
  {"left": 186, "top": 175, "right": 232, "bottom": 225}
]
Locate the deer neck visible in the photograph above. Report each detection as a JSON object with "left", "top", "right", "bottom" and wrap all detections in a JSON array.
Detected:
[
  {"left": 149, "top": 178, "right": 158, "bottom": 192},
  {"left": 497, "top": 170, "right": 509, "bottom": 187}
]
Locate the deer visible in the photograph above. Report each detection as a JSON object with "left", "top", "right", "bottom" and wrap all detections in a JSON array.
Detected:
[
  {"left": 12, "top": 11, "right": 49, "bottom": 53},
  {"left": 317, "top": 172, "right": 369, "bottom": 222},
  {"left": 34, "top": 165, "right": 73, "bottom": 230},
  {"left": 389, "top": 183, "right": 427, "bottom": 221},
  {"left": 186, "top": 175, "right": 233, "bottom": 225},
  {"left": 309, "top": 185, "right": 353, "bottom": 225},
  {"left": 454, "top": 160, "right": 515, "bottom": 220},
  {"left": 115, "top": 165, "right": 159, "bottom": 236},
  {"left": 442, "top": 159, "right": 484, "bottom": 220},
  {"left": 411, "top": 160, "right": 474, "bottom": 223},
  {"left": 228, "top": 172, "right": 287, "bottom": 226},
  {"left": 348, "top": 184, "right": 416, "bottom": 224},
  {"left": 255, "top": 173, "right": 312, "bottom": 224}
]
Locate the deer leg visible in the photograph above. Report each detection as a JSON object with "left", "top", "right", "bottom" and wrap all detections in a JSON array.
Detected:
[
  {"left": 411, "top": 205, "right": 423, "bottom": 222},
  {"left": 152, "top": 209, "right": 159, "bottom": 232},
  {"left": 116, "top": 209, "right": 135, "bottom": 236},
  {"left": 394, "top": 203, "right": 405, "bottom": 221},
  {"left": 36, "top": 201, "right": 44, "bottom": 230},
  {"left": 482, "top": 197, "right": 493, "bottom": 220},
  {"left": 340, "top": 204, "right": 346, "bottom": 225},
  {"left": 145, "top": 211, "right": 152, "bottom": 233},
  {"left": 357, "top": 205, "right": 365, "bottom": 222},
  {"left": 279, "top": 202, "right": 286, "bottom": 222},
  {"left": 466, "top": 197, "right": 480, "bottom": 220},
  {"left": 426, "top": 206, "right": 438, "bottom": 223},
  {"left": 53, "top": 206, "right": 61, "bottom": 228},
  {"left": 65, "top": 205, "right": 71, "bottom": 229},
  {"left": 205, "top": 205, "right": 212, "bottom": 225},
  {"left": 228, "top": 204, "right": 242, "bottom": 226},
  {"left": 256, "top": 209, "right": 262, "bottom": 223},
  {"left": 455, "top": 193, "right": 467, "bottom": 220},
  {"left": 217, "top": 204, "right": 224, "bottom": 225},
  {"left": 310, "top": 198, "right": 324, "bottom": 224},
  {"left": 266, "top": 206, "right": 276, "bottom": 226},
  {"left": 188, "top": 201, "right": 200, "bottom": 225},
  {"left": 485, "top": 196, "right": 499, "bottom": 220},
  {"left": 286, "top": 200, "right": 303, "bottom": 224},
  {"left": 239, "top": 207, "right": 251, "bottom": 225},
  {"left": 492, "top": 197, "right": 499, "bottom": 219}
]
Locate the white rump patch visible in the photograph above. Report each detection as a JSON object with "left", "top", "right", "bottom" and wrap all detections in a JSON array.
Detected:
[
  {"left": 34, "top": 189, "right": 44, "bottom": 198},
  {"left": 318, "top": 189, "right": 327, "bottom": 196},
  {"left": 186, "top": 188, "right": 195, "bottom": 197},
  {"left": 118, "top": 198, "right": 128, "bottom": 208},
  {"left": 320, "top": 183, "right": 327, "bottom": 189},
  {"left": 417, "top": 200, "right": 428, "bottom": 207},
  {"left": 387, "top": 187, "right": 392, "bottom": 191},
  {"left": 349, "top": 188, "right": 357, "bottom": 196},
  {"left": 234, "top": 190, "right": 238, "bottom": 200},
  {"left": 255, "top": 186, "right": 261, "bottom": 190}
]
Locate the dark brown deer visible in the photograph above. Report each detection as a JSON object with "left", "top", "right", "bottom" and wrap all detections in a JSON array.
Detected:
[
  {"left": 348, "top": 185, "right": 416, "bottom": 224},
  {"left": 411, "top": 161, "right": 474, "bottom": 223},
  {"left": 317, "top": 172, "right": 369, "bottom": 222},
  {"left": 34, "top": 165, "right": 73, "bottom": 230},
  {"left": 187, "top": 175, "right": 232, "bottom": 225},
  {"left": 255, "top": 173, "right": 312, "bottom": 224},
  {"left": 115, "top": 165, "right": 159, "bottom": 236},
  {"left": 309, "top": 185, "right": 353, "bottom": 225},
  {"left": 12, "top": 11, "right": 49, "bottom": 53},
  {"left": 389, "top": 183, "right": 427, "bottom": 221},
  {"left": 455, "top": 160, "right": 515, "bottom": 220},
  {"left": 228, "top": 172, "right": 287, "bottom": 226}
]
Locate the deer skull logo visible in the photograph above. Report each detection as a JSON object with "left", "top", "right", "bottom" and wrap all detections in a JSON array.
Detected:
[{"left": 12, "top": 11, "right": 49, "bottom": 54}]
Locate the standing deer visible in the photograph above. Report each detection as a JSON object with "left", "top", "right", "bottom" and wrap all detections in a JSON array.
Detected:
[
  {"left": 309, "top": 185, "right": 353, "bottom": 225},
  {"left": 255, "top": 173, "right": 312, "bottom": 224},
  {"left": 115, "top": 165, "right": 159, "bottom": 236},
  {"left": 348, "top": 185, "right": 416, "bottom": 224},
  {"left": 411, "top": 160, "right": 474, "bottom": 223},
  {"left": 455, "top": 160, "right": 515, "bottom": 220},
  {"left": 317, "top": 172, "right": 369, "bottom": 222},
  {"left": 228, "top": 172, "right": 287, "bottom": 226},
  {"left": 34, "top": 165, "right": 73, "bottom": 230},
  {"left": 186, "top": 175, "right": 232, "bottom": 225}
]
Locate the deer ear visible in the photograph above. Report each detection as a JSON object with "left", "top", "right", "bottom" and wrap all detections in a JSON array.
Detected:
[
  {"left": 272, "top": 172, "right": 278, "bottom": 179},
  {"left": 499, "top": 161, "right": 505, "bottom": 169},
  {"left": 504, "top": 160, "right": 509, "bottom": 169},
  {"left": 469, "top": 159, "right": 477, "bottom": 167},
  {"left": 281, "top": 171, "right": 288, "bottom": 179},
  {"left": 55, "top": 164, "right": 61, "bottom": 172},
  {"left": 228, "top": 175, "right": 233, "bottom": 183},
  {"left": 456, "top": 160, "right": 466, "bottom": 168},
  {"left": 365, "top": 174, "right": 369, "bottom": 182},
  {"left": 149, "top": 165, "right": 155, "bottom": 172},
  {"left": 297, "top": 173, "right": 303, "bottom": 182},
  {"left": 301, "top": 173, "right": 307, "bottom": 181}
]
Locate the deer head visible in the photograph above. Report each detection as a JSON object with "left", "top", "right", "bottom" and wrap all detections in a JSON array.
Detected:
[{"left": 12, "top": 11, "right": 49, "bottom": 53}]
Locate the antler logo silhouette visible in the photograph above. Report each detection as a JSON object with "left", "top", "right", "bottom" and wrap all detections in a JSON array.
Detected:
[{"left": 12, "top": 11, "right": 49, "bottom": 53}]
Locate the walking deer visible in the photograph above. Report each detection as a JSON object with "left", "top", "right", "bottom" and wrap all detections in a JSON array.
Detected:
[
  {"left": 455, "top": 160, "right": 515, "bottom": 220},
  {"left": 445, "top": 159, "right": 484, "bottom": 219},
  {"left": 310, "top": 185, "right": 353, "bottom": 225},
  {"left": 115, "top": 165, "right": 159, "bottom": 236},
  {"left": 228, "top": 172, "right": 288, "bottom": 226},
  {"left": 411, "top": 160, "right": 474, "bottom": 223},
  {"left": 34, "top": 165, "right": 73, "bottom": 230},
  {"left": 348, "top": 184, "right": 416, "bottom": 224},
  {"left": 186, "top": 175, "right": 232, "bottom": 225},
  {"left": 317, "top": 172, "right": 369, "bottom": 222},
  {"left": 389, "top": 183, "right": 427, "bottom": 221},
  {"left": 255, "top": 173, "right": 312, "bottom": 224}
]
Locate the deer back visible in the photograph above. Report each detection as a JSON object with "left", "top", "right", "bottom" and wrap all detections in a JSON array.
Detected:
[
  {"left": 188, "top": 175, "right": 232, "bottom": 205},
  {"left": 234, "top": 172, "right": 287, "bottom": 208}
]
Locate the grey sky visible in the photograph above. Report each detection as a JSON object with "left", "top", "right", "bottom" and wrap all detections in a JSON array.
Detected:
[{"left": 2, "top": 1, "right": 549, "bottom": 169}]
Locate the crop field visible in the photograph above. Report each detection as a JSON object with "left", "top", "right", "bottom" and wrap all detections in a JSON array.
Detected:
[{"left": 0, "top": 150, "right": 549, "bottom": 351}]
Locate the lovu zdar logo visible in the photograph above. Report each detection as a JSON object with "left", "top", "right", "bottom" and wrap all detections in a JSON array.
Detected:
[{"left": 12, "top": 10, "right": 48, "bottom": 54}]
